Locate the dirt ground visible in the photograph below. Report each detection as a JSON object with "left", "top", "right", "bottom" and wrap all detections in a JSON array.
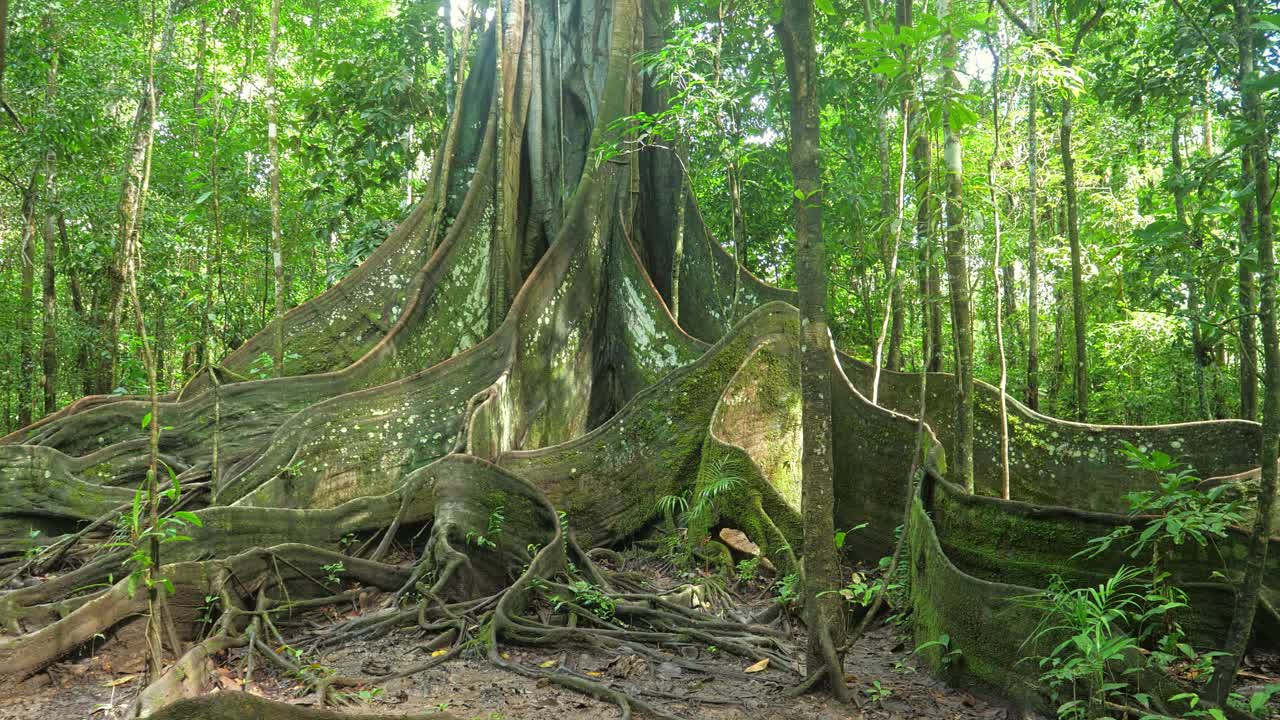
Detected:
[
  {"left": 0, "top": 620, "right": 1028, "bottom": 720},
  {"left": 2, "top": 553, "right": 1276, "bottom": 720}
]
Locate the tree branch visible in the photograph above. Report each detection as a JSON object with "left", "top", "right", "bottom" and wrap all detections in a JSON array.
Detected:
[
  {"left": 1167, "top": 0, "right": 1231, "bottom": 76},
  {"left": 0, "top": 96, "right": 22, "bottom": 132},
  {"left": 993, "top": 0, "right": 1035, "bottom": 37},
  {"left": 1069, "top": 3, "right": 1105, "bottom": 58}
]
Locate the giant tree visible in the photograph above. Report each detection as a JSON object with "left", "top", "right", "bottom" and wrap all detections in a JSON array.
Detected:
[{"left": 0, "top": 0, "right": 852, "bottom": 713}]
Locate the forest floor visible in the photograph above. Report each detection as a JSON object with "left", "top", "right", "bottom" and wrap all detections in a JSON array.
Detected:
[{"left": 2, "top": 547, "right": 1278, "bottom": 720}]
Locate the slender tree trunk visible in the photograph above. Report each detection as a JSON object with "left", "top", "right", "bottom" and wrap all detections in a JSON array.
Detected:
[
  {"left": 910, "top": 104, "right": 937, "bottom": 373},
  {"left": 39, "top": 19, "right": 59, "bottom": 416},
  {"left": 444, "top": 0, "right": 456, "bottom": 116},
  {"left": 1211, "top": 0, "right": 1277, "bottom": 699},
  {"left": 268, "top": 0, "right": 285, "bottom": 375},
  {"left": 1060, "top": 92, "right": 1087, "bottom": 421},
  {"left": 17, "top": 173, "right": 38, "bottom": 427},
  {"left": 671, "top": 163, "right": 686, "bottom": 322},
  {"left": 1025, "top": 52, "right": 1041, "bottom": 409},
  {"left": 193, "top": 17, "right": 209, "bottom": 372},
  {"left": 926, "top": 185, "right": 944, "bottom": 372},
  {"left": 91, "top": 0, "right": 179, "bottom": 394},
  {"left": 1050, "top": 280, "right": 1066, "bottom": 413},
  {"left": 873, "top": 99, "right": 911, "bottom": 405},
  {"left": 988, "top": 32, "right": 1010, "bottom": 499},
  {"left": 1172, "top": 114, "right": 1209, "bottom": 419},
  {"left": 0, "top": 0, "right": 21, "bottom": 130},
  {"left": 1239, "top": 150, "right": 1259, "bottom": 421},
  {"left": 939, "top": 0, "right": 974, "bottom": 491},
  {"left": 779, "top": 0, "right": 848, "bottom": 697}
]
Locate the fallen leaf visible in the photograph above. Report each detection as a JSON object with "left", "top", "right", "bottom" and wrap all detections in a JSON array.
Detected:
[
  {"left": 744, "top": 658, "right": 769, "bottom": 673},
  {"left": 586, "top": 671, "right": 603, "bottom": 677},
  {"left": 539, "top": 660, "right": 556, "bottom": 668},
  {"left": 431, "top": 649, "right": 449, "bottom": 657},
  {"left": 501, "top": 652, "right": 511, "bottom": 660},
  {"left": 102, "top": 675, "right": 137, "bottom": 688}
]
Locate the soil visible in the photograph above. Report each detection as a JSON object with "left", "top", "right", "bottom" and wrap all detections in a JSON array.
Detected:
[
  {"left": 1, "top": 553, "right": 1274, "bottom": 720},
  {"left": 0, "top": 621, "right": 1026, "bottom": 720}
]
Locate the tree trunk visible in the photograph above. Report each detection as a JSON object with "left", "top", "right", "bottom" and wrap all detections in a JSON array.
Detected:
[
  {"left": 910, "top": 105, "right": 937, "bottom": 373},
  {"left": 1060, "top": 92, "right": 1087, "bottom": 421},
  {"left": 1239, "top": 150, "right": 1259, "bottom": 421},
  {"left": 17, "top": 173, "right": 39, "bottom": 427},
  {"left": 90, "top": 0, "right": 180, "bottom": 395},
  {"left": 987, "top": 31, "right": 1010, "bottom": 500},
  {"left": 940, "top": 0, "right": 974, "bottom": 491},
  {"left": 39, "top": 18, "right": 60, "bottom": 416},
  {"left": 1171, "top": 114, "right": 1209, "bottom": 419},
  {"left": 779, "top": 0, "right": 848, "bottom": 697},
  {"left": 1211, "top": 0, "right": 1277, "bottom": 699},
  {"left": 1025, "top": 48, "right": 1040, "bottom": 410},
  {"left": 268, "top": 0, "right": 285, "bottom": 375},
  {"left": 0, "top": 0, "right": 21, "bottom": 130}
]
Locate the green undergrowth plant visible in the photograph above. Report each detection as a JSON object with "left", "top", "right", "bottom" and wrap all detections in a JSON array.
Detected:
[
  {"left": 466, "top": 503, "right": 506, "bottom": 550},
  {"left": 1077, "top": 443, "right": 1244, "bottom": 575},
  {"left": 653, "top": 453, "right": 747, "bottom": 578},
  {"left": 654, "top": 454, "right": 745, "bottom": 534},
  {"left": 1018, "top": 566, "right": 1180, "bottom": 719},
  {"left": 915, "top": 633, "right": 962, "bottom": 670},
  {"left": 1019, "top": 444, "right": 1253, "bottom": 720},
  {"left": 321, "top": 561, "right": 346, "bottom": 586},
  {"left": 772, "top": 572, "right": 800, "bottom": 607},
  {"left": 550, "top": 579, "right": 617, "bottom": 621},
  {"left": 105, "top": 460, "right": 203, "bottom": 598}
]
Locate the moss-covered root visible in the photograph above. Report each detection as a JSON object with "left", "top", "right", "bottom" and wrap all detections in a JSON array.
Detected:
[{"left": 146, "top": 691, "right": 453, "bottom": 720}]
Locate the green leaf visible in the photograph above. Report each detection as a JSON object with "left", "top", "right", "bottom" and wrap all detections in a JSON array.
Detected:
[
  {"left": 815, "top": 0, "right": 836, "bottom": 15},
  {"left": 141, "top": 412, "right": 153, "bottom": 430},
  {"left": 171, "top": 511, "right": 203, "bottom": 527}
]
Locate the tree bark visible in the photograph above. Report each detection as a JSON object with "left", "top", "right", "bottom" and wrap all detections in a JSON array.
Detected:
[
  {"left": 0, "top": 0, "right": 22, "bottom": 130},
  {"left": 17, "top": 173, "right": 39, "bottom": 427},
  {"left": 1211, "top": 0, "right": 1277, "bottom": 699},
  {"left": 1056, "top": 4, "right": 1103, "bottom": 422},
  {"left": 987, "top": 31, "right": 1010, "bottom": 500},
  {"left": 910, "top": 107, "right": 938, "bottom": 373},
  {"left": 1025, "top": 48, "right": 1041, "bottom": 410},
  {"left": 1239, "top": 150, "right": 1259, "bottom": 421},
  {"left": 1060, "top": 92, "right": 1087, "bottom": 421},
  {"left": 940, "top": 0, "right": 974, "bottom": 491},
  {"left": 1171, "top": 114, "right": 1209, "bottom": 419},
  {"left": 90, "top": 0, "right": 180, "bottom": 394},
  {"left": 40, "top": 18, "right": 60, "bottom": 416},
  {"left": 268, "top": 0, "right": 285, "bottom": 375},
  {"left": 778, "top": 0, "right": 848, "bottom": 697}
]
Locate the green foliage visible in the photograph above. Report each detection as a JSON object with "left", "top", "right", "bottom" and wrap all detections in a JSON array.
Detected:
[
  {"left": 863, "top": 679, "right": 894, "bottom": 704},
  {"left": 322, "top": 561, "right": 346, "bottom": 586},
  {"left": 735, "top": 557, "right": 761, "bottom": 583},
  {"left": 551, "top": 580, "right": 617, "bottom": 621},
  {"left": 772, "top": 572, "right": 800, "bottom": 606},
  {"left": 466, "top": 503, "right": 506, "bottom": 550},
  {"left": 106, "top": 467, "right": 203, "bottom": 599},
  {"left": 1018, "top": 567, "right": 1174, "bottom": 719},
  {"left": 1077, "top": 444, "right": 1244, "bottom": 565},
  {"left": 915, "top": 633, "right": 962, "bottom": 669}
]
